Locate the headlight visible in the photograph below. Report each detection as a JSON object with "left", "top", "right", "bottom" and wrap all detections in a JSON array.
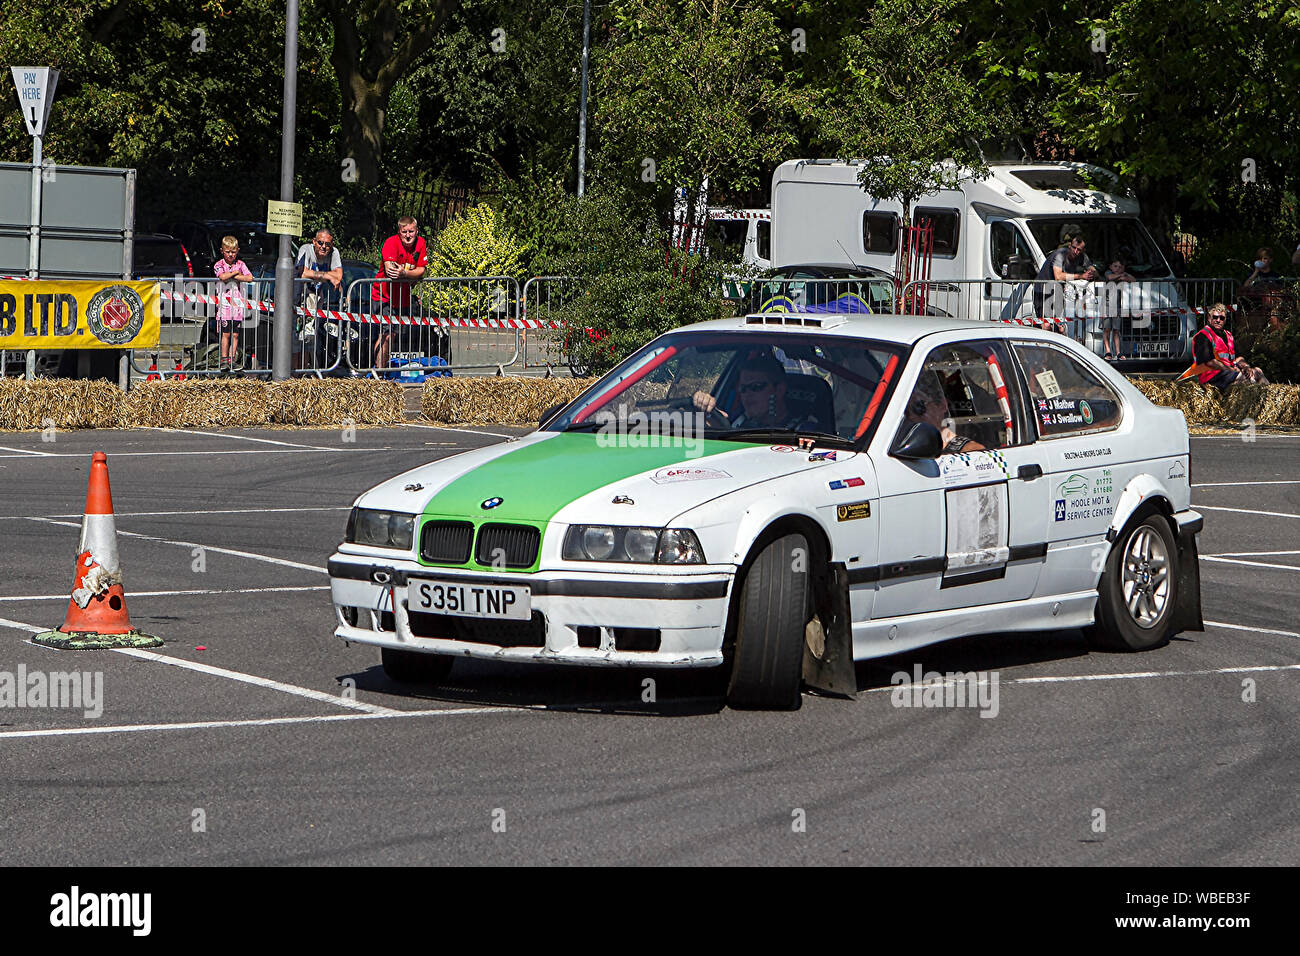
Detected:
[
  {"left": 346, "top": 508, "right": 416, "bottom": 550},
  {"left": 563, "top": 525, "right": 705, "bottom": 564}
]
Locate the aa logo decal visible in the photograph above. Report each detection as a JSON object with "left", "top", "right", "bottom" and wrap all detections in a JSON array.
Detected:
[{"left": 86, "top": 285, "right": 146, "bottom": 345}]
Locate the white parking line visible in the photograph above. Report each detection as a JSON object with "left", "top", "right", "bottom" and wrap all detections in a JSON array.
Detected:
[
  {"left": 0, "top": 445, "right": 55, "bottom": 457},
  {"left": 1195, "top": 505, "right": 1300, "bottom": 520},
  {"left": 114, "top": 647, "right": 397, "bottom": 714},
  {"left": 1201, "top": 556, "right": 1300, "bottom": 572},
  {"left": 25, "top": 518, "right": 328, "bottom": 575},
  {"left": 138, "top": 426, "right": 335, "bottom": 450},
  {"left": 1204, "top": 621, "right": 1300, "bottom": 638},
  {"left": 1194, "top": 480, "right": 1300, "bottom": 487},
  {"left": 0, "top": 448, "right": 376, "bottom": 460},
  {"left": 866, "top": 663, "right": 1300, "bottom": 693},
  {"left": 0, "top": 585, "right": 330, "bottom": 603},
  {"left": 0, "top": 707, "right": 514, "bottom": 740},
  {"left": 0, "top": 617, "right": 43, "bottom": 633},
  {"left": 1211, "top": 550, "right": 1300, "bottom": 558}
]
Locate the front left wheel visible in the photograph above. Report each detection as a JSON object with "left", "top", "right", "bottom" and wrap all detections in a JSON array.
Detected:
[
  {"left": 725, "top": 533, "right": 811, "bottom": 710},
  {"left": 1087, "top": 514, "right": 1178, "bottom": 651}
]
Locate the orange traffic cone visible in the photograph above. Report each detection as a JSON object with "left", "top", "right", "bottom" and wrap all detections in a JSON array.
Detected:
[{"left": 33, "top": 452, "right": 161, "bottom": 650}]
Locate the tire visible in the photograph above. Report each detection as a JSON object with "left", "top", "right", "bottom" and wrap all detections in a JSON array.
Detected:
[
  {"left": 725, "top": 533, "right": 811, "bottom": 710},
  {"left": 1086, "top": 514, "right": 1178, "bottom": 651},
  {"left": 381, "top": 647, "right": 454, "bottom": 684}
]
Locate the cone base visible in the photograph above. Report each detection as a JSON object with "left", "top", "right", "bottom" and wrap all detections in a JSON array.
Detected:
[{"left": 32, "top": 629, "right": 163, "bottom": 650}]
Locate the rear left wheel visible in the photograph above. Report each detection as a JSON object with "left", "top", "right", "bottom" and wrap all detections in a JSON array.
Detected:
[{"left": 725, "top": 533, "right": 810, "bottom": 710}]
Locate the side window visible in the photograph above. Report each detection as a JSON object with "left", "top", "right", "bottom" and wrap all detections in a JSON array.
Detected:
[
  {"left": 897, "top": 340, "right": 1026, "bottom": 453},
  {"left": 914, "top": 207, "right": 960, "bottom": 257},
  {"left": 1013, "top": 342, "right": 1123, "bottom": 437},
  {"left": 755, "top": 220, "right": 771, "bottom": 260},
  {"left": 990, "top": 221, "right": 1035, "bottom": 279},
  {"left": 863, "top": 211, "right": 899, "bottom": 254}
]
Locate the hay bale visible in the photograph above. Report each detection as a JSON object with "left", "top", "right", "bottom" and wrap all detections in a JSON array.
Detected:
[
  {"left": 268, "top": 380, "right": 403, "bottom": 426},
  {"left": 1251, "top": 383, "right": 1300, "bottom": 426},
  {"left": 422, "top": 376, "right": 598, "bottom": 425},
  {"left": 1128, "top": 377, "right": 1225, "bottom": 423},
  {"left": 121, "top": 380, "right": 271, "bottom": 428},
  {"left": 0, "top": 379, "right": 125, "bottom": 430}
]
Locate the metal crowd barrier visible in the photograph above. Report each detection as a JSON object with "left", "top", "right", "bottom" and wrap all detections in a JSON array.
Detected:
[
  {"left": 340, "top": 275, "right": 522, "bottom": 378},
  {"left": 745, "top": 276, "right": 896, "bottom": 316},
  {"left": 899, "top": 277, "right": 1241, "bottom": 362},
  {"left": 520, "top": 276, "right": 579, "bottom": 371},
  {"left": 133, "top": 276, "right": 349, "bottom": 378}
]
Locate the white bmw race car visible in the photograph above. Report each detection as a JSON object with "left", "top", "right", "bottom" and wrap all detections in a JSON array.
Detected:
[{"left": 329, "top": 313, "right": 1203, "bottom": 709}]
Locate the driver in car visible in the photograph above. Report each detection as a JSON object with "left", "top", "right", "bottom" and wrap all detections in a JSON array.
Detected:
[
  {"left": 903, "top": 372, "right": 987, "bottom": 454},
  {"left": 692, "top": 355, "right": 824, "bottom": 430}
]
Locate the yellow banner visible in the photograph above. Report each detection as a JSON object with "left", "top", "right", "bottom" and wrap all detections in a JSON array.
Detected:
[{"left": 0, "top": 280, "right": 160, "bottom": 350}]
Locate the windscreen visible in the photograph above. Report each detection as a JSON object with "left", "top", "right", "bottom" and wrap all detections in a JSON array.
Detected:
[
  {"left": 545, "top": 330, "right": 906, "bottom": 445},
  {"left": 1027, "top": 217, "right": 1171, "bottom": 279}
]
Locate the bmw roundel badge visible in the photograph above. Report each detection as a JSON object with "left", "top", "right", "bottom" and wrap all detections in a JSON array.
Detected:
[{"left": 481, "top": 497, "right": 504, "bottom": 510}]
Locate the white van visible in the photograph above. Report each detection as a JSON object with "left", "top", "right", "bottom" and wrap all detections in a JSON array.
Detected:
[
  {"left": 770, "top": 159, "right": 1198, "bottom": 360},
  {"left": 705, "top": 207, "right": 771, "bottom": 271}
]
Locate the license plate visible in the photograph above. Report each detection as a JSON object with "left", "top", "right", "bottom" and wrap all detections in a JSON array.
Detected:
[
  {"left": 407, "top": 580, "right": 531, "bottom": 620},
  {"left": 1136, "top": 342, "right": 1170, "bottom": 354}
]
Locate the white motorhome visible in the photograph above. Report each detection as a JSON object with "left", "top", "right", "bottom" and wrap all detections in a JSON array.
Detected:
[{"left": 770, "top": 159, "right": 1194, "bottom": 360}]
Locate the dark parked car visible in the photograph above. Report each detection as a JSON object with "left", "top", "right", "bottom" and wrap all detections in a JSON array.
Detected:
[
  {"left": 160, "top": 219, "right": 279, "bottom": 275},
  {"left": 131, "top": 233, "right": 193, "bottom": 278}
]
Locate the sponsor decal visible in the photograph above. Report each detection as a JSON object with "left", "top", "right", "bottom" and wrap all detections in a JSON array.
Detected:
[
  {"left": 769, "top": 445, "right": 796, "bottom": 453},
  {"left": 86, "top": 285, "right": 146, "bottom": 345},
  {"left": 611, "top": 495, "right": 635, "bottom": 505},
  {"left": 1063, "top": 446, "right": 1111, "bottom": 460},
  {"left": 808, "top": 450, "right": 838, "bottom": 461},
  {"left": 1054, "top": 468, "right": 1114, "bottom": 522},
  {"left": 828, "top": 477, "right": 866, "bottom": 490},
  {"left": 836, "top": 501, "right": 871, "bottom": 521},
  {"left": 1167, "top": 460, "right": 1187, "bottom": 480},
  {"left": 939, "top": 449, "right": 1010, "bottom": 487},
  {"left": 649, "top": 466, "right": 731, "bottom": 484},
  {"left": 481, "top": 496, "right": 504, "bottom": 509},
  {"left": 1080, "top": 399, "right": 1093, "bottom": 424},
  {"left": 403, "top": 483, "right": 424, "bottom": 492}
]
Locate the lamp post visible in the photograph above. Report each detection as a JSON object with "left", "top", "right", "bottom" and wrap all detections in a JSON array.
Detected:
[
  {"left": 576, "top": 0, "right": 591, "bottom": 197},
  {"left": 272, "top": 0, "right": 300, "bottom": 381}
]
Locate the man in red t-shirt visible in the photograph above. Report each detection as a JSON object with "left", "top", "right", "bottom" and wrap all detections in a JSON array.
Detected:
[{"left": 369, "top": 216, "right": 428, "bottom": 373}]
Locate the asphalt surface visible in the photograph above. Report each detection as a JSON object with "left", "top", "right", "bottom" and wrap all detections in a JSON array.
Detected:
[{"left": 0, "top": 425, "right": 1295, "bottom": 865}]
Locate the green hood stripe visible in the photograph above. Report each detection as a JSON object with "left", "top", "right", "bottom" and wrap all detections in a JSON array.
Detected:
[{"left": 422, "top": 432, "right": 754, "bottom": 524}]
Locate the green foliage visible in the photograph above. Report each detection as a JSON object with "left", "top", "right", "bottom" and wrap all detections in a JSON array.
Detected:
[
  {"left": 593, "top": 0, "right": 801, "bottom": 214},
  {"left": 548, "top": 188, "right": 736, "bottom": 376},
  {"left": 821, "top": 0, "right": 1005, "bottom": 222},
  {"left": 427, "top": 202, "right": 523, "bottom": 277}
]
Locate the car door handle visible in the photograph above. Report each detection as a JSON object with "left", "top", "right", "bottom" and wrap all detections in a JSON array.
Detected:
[{"left": 1017, "top": 464, "right": 1043, "bottom": 480}]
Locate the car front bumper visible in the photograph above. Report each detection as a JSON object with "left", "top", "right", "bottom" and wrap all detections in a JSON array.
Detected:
[{"left": 328, "top": 553, "right": 733, "bottom": 667}]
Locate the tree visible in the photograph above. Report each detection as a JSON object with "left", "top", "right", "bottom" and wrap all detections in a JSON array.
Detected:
[
  {"left": 821, "top": 0, "right": 1004, "bottom": 234},
  {"left": 319, "top": 0, "right": 460, "bottom": 185},
  {"left": 593, "top": 0, "right": 802, "bottom": 227}
]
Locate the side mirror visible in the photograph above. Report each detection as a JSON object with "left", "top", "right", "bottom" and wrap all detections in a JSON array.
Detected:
[
  {"left": 538, "top": 402, "right": 565, "bottom": 427},
  {"left": 891, "top": 422, "right": 944, "bottom": 460}
]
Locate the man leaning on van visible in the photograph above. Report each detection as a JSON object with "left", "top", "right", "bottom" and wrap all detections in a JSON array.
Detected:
[{"left": 1033, "top": 226, "right": 1098, "bottom": 321}]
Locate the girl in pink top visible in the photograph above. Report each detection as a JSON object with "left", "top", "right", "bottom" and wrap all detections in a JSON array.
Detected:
[{"left": 214, "top": 236, "right": 253, "bottom": 374}]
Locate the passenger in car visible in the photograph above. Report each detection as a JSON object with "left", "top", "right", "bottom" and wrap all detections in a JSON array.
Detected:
[{"left": 904, "top": 372, "right": 987, "bottom": 454}]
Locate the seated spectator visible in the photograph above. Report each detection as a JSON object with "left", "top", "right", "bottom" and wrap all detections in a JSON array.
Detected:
[
  {"left": 1244, "top": 247, "right": 1283, "bottom": 289},
  {"left": 1180, "top": 304, "right": 1268, "bottom": 389}
]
